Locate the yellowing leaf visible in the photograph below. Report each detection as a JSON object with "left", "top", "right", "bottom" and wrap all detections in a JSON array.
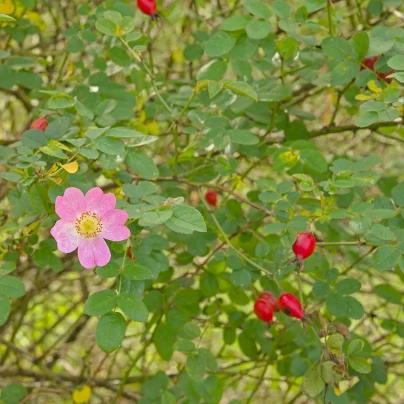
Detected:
[
  {"left": 0, "top": 0, "right": 16, "bottom": 15},
  {"left": 26, "top": 11, "right": 46, "bottom": 30},
  {"left": 355, "top": 93, "right": 378, "bottom": 101},
  {"left": 146, "top": 120, "right": 160, "bottom": 135},
  {"left": 172, "top": 46, "right": 184, "bottom": 64},
  {"left": 72, "top": 386, "right": 91, "bottom": 404},
  {"left": 61, "top": 161, "right": 79, "bottom": 174},
  {"left": 334, "top": 376, "right": 359, "bottom": 396},
  {"left": 367, "top": 80, "right": 383, "bottom": 93},
  {"left": 138, "top": 110, "right": 146, "bottom": 123}
]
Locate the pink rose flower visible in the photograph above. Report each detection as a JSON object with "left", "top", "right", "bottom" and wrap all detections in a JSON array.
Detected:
[{"left": 51, "top": 187, "right": 130, "bottom": 269}]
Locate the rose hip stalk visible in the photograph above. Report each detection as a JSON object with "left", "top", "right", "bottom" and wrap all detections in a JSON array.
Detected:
[
  {"left": 205, "top": 189, "right": 217, "bottom": 207},
  {"left": 254, "top": 298, "right": 274, "bottom": 323},
  {"left": 30, "top": 116, "right": 49, "bottom": 132},
  {"left": 278, "top": 293, "right": 304, "bottom": 320}
]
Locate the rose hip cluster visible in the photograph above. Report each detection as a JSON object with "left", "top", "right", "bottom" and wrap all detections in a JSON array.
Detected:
[
  {"left": 254, "top": 232, "right": 316, "bottom": 324},
  {"left": 255, "top": 291, "right": 304, "bottom": 323}
]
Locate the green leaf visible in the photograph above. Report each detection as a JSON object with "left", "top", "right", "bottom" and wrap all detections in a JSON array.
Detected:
[
  {"left": 220, "top": 15, "right": 251, "bottom": 31},
  {"left": 349, "top": 217, "right": 371, "bottom": 235},
  {"left": 372, "top": 245, "right": 400, "bottom": 271},
  {"left": 183, "top": 322, "right": 201, "bottom": 339},
  {"left": 303, "top": 366, "right": 325, "bottom": 398},
  {"left": 117, "top": 293, "right": 149, "bottom": 322},
  {"left": 321, "top": 36, "right": 354, "bottom": 60},
  {"left": 197, "top": 60, "right": 227, "bottom": 81},
  {"left": 245, "top": 0, "right": 271, "bottom": 19},
  {"left": 96, "top": 262, "right": 120, "bottom": 278},
  {"left": 238, "top": 331, "right": 258, "bottom": 359},
  {"left": 1, "top": 384, "right": 27, "bottom": 404},
  {"left": 0, "top": 295, "right": 11, "bottom": 326},
  {"left": 223, "top": 81, "right": 258, "bottom": 101},
  {"left": 370, "top": 224, "right": 396, "bottom": 241},
  {"left": 205, "top": 31, "right": 236, "bottom": 58},
  {"left": 327, "top": 333, "right": 345, "bottom": 349},
  {"left": 96, "top": 18, "right": 117, "bottom": 36},
  {"left": 208, "top": 80, "right": 224, "bottom": 98},
  {"left": 0, "top": 13, "right": 16, "bottom": 22},
  {"left": 94, "top": 137, "right": 125, "bottom": 156},
  {"left": 374, "top": 284, "right": 402, "bottom": 304},
  {"left": 392, "top": 182, "right": 404, "bottom": 207},
  {"left": 96, "top": 312, "right": 126, "bottom": 352},
  {"left": 262, "top": 222, "right": 286, "bottom": 234},
  {"left": 21, "top": 129, "right": 48, "bottom": 149},
  {"left": 387, "top": 55, "right": 404, "bottom": 71},
  {"left": 165, "top": 205, "right": 207, "bottom": 234},
  {"left": 153, "top": 322, "right": 177, "bottom": 360},
  {"left": 351, "top": 31, "right": 369, "bottom": 60},
  {"left": 326, "top": 293, "right": 348, "bottom": 317},
  {"left": 84, "top": 290, "right": 117, "bottom": 316},
  {"left": 312, "top": 281, "right": 330, "bottom": 300},
  {"left": 335, "top": 279, "right": 361, "bottom": 295},
  {"left": 347, "top": 339, "right": 364, "bottom": 356},
  {"left": 332, "top": 61, "right": 360, "bottom": 86},
  {"left": 0, "top": 172, "right": 21, "bottom": 182},
  {"left": 272, "top": 0, "right": 291, "bottom": 18},
  {"left": 293, "top": 174, "right": 315, "bottom": 191},
  {"left": 355, "top": 111, "right": 379, "bottom": 128},
  {"left": 138, "top": 210, "right": 173, "bottom": 227},
  {"left": 187, "top": 353, "right": 206, "bottom": 381},
  {"left": 127, "top": 150, "right": 159, "bottom": 180},
  {"left": 123, "top": 264, "right": 154, "bottom": 280},
  {"left": 345, "top": 296, "right": 365, "bottom": 319},
  {"left": 246, "top": 19, "right": 271, "bottom": 40},
  {"left": 349, "top": 356, "right": 371, "bottom": 374},
  {"left": 230, "top": 129, "right": 259, "bottom": 145},
  {"left": 0, "top": 276, "right": 25, "bottom": 298}
]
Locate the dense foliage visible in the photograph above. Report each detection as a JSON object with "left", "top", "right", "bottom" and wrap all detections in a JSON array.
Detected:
[{"left": 1, "top": 0, "right": 404, "bottom": 402}]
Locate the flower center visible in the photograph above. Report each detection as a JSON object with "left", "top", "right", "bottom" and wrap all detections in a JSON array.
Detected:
[{"left": 75, "top": 211, "right": 103, "bottom": 239}]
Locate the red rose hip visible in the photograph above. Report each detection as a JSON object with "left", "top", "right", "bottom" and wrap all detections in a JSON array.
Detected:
[
  {"left": 137, "top": 0, "right": 157, "bottom": 17},
  {"left": 293, "top": 232, "right": 316, "bottom": 260},
  {"left": 30, "top": 116, "right": 49, "bottom": 132},
  {"left": 360, "top": 56, "right": 378, "bottom": 72},
  {"left": 205, "top": 189, "right": 217, "bottom": 207},
  {"left": 259, "top": 291, "right": 279, "bottom": 312},
  {"left": 278, "top": 293, "right": 304, "bottom": 319},
  {"left": 254, "top": 298, "right": 274, "bottom": 323}
]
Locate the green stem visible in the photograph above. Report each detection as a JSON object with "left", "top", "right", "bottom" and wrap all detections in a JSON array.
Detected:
[
  {"left": 119, "top": 36, "right": 172, "bottom": 115},
  {"left": 316, "top": 241, "right": 360, "bottom": 246},
  {"left": 198, "top": 190, "right": 282, "bottom": 290},
  {"left": 327, "top": 1, "right": 334, "bottom": 36}
]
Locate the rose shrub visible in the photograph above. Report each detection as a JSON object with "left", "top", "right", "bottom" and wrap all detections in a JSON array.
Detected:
[{"left": 0, "top": 0, "right": 404, "bottom": 403}]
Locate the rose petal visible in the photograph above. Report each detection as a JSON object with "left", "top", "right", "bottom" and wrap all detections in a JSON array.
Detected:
[
  {"left": 78, "top": 237, "right": 111, "bottom": 269},
  {"left": 50, "top": 219, "right": 82, "bottom": 253},
  {"left": 85, "top": 187, "right": 116, "bottom": 217},
  {"left": 55, "top": 187, "right": 85, "bottom": 221},
  {"left": 101, "top": 210, "right": 130, "bottom": 241}
]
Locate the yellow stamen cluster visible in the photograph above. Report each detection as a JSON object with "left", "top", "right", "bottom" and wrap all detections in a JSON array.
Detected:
[{"left": 75, "top": 211, "right": 103, "bottom": 239}]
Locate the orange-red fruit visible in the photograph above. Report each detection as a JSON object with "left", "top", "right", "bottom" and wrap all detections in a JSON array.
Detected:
[
  {"left": 205, "top": 189, "right": 217, "bottom": 207},
  {"left": 127, "top": 247, "right": 135, "bottom": 261},
  {"left": 360, "top": 56, "right": 378, "bottom": 72},
  {"left": 278, "top": 293, "right": 304, "bottom": 319},
  {"left": 360, "top": 56, "right": 394, "bottom": 83},
  {"left": 254, "top": 298, "right": 274, "bottom": 323},
  {"left": 137, "top": 0, "right": 157, "bottom": 16},
  {"left": 292, "top": 232, "right": 316, "bottom": 260},
  {"left": 259, "top": 291, "right": 279, "bottom": 312},
  {"left": 30, "top": 117, "right": 49, "bottom": 132}
]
